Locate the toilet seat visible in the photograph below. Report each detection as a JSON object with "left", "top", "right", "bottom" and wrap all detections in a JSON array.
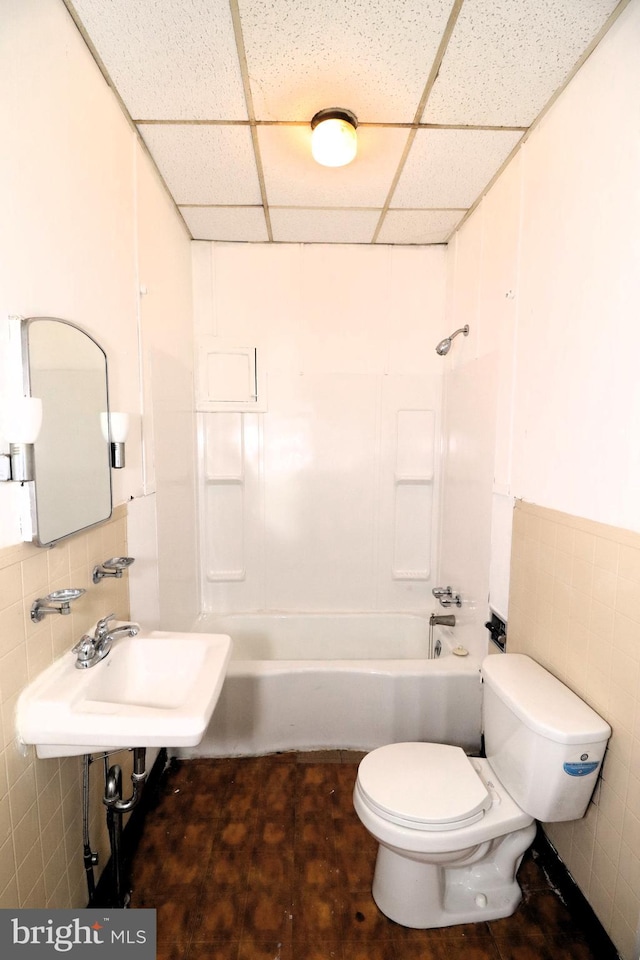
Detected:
[{"left": 357, "top": 742, "right": 492, "bottom": 831}]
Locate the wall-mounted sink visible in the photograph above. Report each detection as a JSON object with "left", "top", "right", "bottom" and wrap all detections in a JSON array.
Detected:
[{"left": 16, "top": 627, "right": 232, "bottom": 759}]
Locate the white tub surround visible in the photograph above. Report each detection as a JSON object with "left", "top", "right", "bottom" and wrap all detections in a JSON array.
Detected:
[{"left": 192, "top": 244, "right": 447, "bottom": 619}]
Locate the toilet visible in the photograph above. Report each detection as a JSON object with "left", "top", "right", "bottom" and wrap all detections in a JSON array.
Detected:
[{"left": 353, "top": 653, "right": 611, "bottom": 929}]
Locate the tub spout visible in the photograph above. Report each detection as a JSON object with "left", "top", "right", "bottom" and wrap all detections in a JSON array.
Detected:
[{"left": 430, "top": 614, "right": 456, "bottom": 627}]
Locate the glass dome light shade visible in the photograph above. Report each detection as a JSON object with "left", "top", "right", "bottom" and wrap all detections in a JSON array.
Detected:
[{"left": 311, "top": 109, "right": 358, "bottom": 167}]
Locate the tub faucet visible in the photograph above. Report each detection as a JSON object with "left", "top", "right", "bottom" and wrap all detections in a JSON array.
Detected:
[
  {"left": 72, "top": 614, "right": 139, "bottom": 669},
  {"left": 429, "top": 613, "right": 456, "bottom": 627}
]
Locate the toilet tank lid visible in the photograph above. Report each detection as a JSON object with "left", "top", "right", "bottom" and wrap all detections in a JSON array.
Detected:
[{"left": 482, "top": 655, "right": 611, "bottom": 745}]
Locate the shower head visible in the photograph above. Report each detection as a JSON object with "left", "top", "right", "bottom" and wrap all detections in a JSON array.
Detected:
[{"left": 435, "top": 324, "right": 469, "bottom": 356}]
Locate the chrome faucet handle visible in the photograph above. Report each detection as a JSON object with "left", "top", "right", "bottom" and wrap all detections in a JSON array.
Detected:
[
  {"left": 71, "top": 634, "right": 94, "bottom": 654},
  {"left": 71, "top": 634, "right": 97, "bottom": 667},
  {"left": 95, "top": 613, "right": 116, "bottom": 638},
  {"left": 432, "top": 586, "right": 452, "bottom": 598},
  {"left": 439, "top": 593, "right": 462, "bottom": 608}
]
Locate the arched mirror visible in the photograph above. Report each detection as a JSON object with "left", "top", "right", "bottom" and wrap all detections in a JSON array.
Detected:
[{"left": 22, "top": 317, "right": 112, "bottom": 546}]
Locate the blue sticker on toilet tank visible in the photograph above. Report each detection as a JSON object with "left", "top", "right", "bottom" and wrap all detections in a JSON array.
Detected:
[{"left": 563, "top": 761, "right": 599, "bottom": 777}]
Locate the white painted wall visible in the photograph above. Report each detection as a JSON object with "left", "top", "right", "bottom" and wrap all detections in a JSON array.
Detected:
[
  {"left": 192, "top": 242, "right": 447, "bottom": 614},
  {"left": 133, "top": 143, "right": 198, "bottom": 629},
  {"left": 445, "top": 0, "right": 640, "bottom": 615},
  {"left": 437, "top": 352, "right": 499, "bottom": 656},
  {"left": 438, "top": 150, "right": 522, "bottom": 649},
  {"left": 444, "top": 1, "right": 640, "bottom": 955},
  {"left": 510, "top": 2, "right": 640, "bottom": 531},
  {"left": 0, "top": 0, "right": 197, "bottom": 622},
  {"left": 0, "top": 0, "right": 138, "bottom": 544}
]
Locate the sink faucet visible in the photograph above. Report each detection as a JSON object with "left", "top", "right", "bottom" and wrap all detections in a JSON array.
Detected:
[{"left": 72, "top": 614, "right": 139, "bottom": 669}]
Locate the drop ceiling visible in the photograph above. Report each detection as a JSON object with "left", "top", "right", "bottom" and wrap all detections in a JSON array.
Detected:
[{"left": 65, "top": 0, "right": 624, "bottom": 245}]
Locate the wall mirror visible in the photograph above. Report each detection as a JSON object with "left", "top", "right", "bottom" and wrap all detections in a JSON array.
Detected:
[{"left": 22, "top": 317, "right": 112, "bottom": 546}]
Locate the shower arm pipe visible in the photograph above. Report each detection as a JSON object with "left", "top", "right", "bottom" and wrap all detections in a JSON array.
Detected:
[{"left": 448, "top": 325, "right": 469, "bottom": 342}]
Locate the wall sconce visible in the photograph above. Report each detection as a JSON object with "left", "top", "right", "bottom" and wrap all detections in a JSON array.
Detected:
[
  {"left": 100, "top": 412, "right": 129, "bottom": 469},
  {"left": 310, "top": 108, "right": 358, "bottom": 167},
  {"left": 0, "top": 396, "right": 43, "bottom": 482}
]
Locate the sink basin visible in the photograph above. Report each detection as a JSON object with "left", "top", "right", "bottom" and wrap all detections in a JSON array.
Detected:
[{"left": 16, "top": 627, "right": 232, "bottom": 758}]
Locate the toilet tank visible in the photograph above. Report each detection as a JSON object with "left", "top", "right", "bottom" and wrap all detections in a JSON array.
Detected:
[{"left": 481, "top": 654, "right": 611, "bottom": 822}]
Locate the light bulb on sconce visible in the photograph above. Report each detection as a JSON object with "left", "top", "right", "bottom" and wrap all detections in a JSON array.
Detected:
[
  {"left": 311, "top": 108, "right": 358, "bottom": 167},
  {"left": 100, "top": 412, "right": 129, "bottom": 469},
  {"left": 0, "top": 396, "right": 43, "bottom": 482}
]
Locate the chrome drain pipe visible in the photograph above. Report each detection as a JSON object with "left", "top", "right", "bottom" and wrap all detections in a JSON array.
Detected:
[
  {"left": 103, "top": 748, "right": 147, "bottom": 814},
  {"left": 82, "top": 755, "right": 99, "bottom": 904},
  {"left": 103, "top": 748, "right": 147, "bottom": 907}
]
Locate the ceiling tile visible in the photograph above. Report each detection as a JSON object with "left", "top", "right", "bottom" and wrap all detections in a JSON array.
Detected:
[
  {"left": 270, "top": 209, "right": 380, "bottom": 244},
  {"left": 67, "top": 0, "right": 623, "bottom": 244},
  {"left": 424, "top": 0, "right": 619, "bottom": 126},
  {"left": 238, "top": 0, "right": 452, "bottom": 122},
  {"left": 70, "top": 0, "right": 248, "bottom": 120},
  {"left": 393, "top": 128, "right": 523, "bottom": 209},
  {"left": 376, "top": 210, "right": 465, "bottom": 245},
  {"left": 138, "top": 125, "right": 262, "bottom": 205},
  {"left": 180, "top": 206, "right": 269, "bottom": 242},
  {"left": 258, "top": 125, "right": 409, "bottom": 207}
]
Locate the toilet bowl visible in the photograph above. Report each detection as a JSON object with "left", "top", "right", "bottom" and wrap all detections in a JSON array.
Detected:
[
  {"left": 353, "top": 743, "right": 536, "bottom": 928},
  {"left": 353, "top": 654, "right": 611, "bottom": 929}
]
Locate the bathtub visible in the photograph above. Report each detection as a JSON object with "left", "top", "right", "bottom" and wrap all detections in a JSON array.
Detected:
[{"left": 176, "top": 613, "right": 482, "bottom": 758}]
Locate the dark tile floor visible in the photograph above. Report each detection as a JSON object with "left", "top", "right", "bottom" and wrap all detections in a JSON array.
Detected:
[{"left": 128, "top": 752, "right": 612, "bottom": 960}]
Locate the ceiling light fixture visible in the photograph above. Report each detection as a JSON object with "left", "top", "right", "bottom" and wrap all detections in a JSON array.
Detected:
[{"left": 310, "top": 108, "right": 358, "bottom": 167}]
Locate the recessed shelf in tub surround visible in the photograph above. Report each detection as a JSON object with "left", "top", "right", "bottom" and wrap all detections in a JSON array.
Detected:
[
  {"left": 393, "top": 408, "right": 435, "bottom": 581},
  {"left": 195, "top": 345, "right": 261, "bottom": 583},
  {"left": 202, "top": 411, "right": 246, "bottom": 583}
]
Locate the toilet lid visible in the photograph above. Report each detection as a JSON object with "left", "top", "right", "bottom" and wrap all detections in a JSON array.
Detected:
[{"left": 357, "top": 742, "right": 491, "bottom": 831}]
